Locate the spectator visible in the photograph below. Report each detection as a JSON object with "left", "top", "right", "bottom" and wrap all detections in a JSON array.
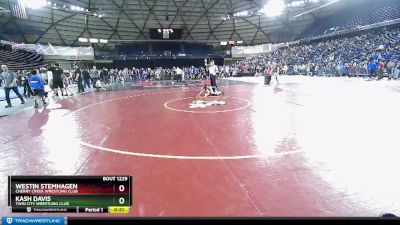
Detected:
[
  {"left": 83, "top": 68, "right": 91, "bottom": 90},
  {"left": 387, "top": 60, "right": 396, "bottom": 80},
  {"left": 0, "top": 70, "right": 3, "bottom": 87},
  {"left": 1, "top": 64, "right": 25, "bottom": 108},
  {"left": 90, "top": 66, "right": 100, "bottom": 85},
  {"left": 22, "top": 71, "right": 34, "bottom": 98},
  {"left": 368, "top": 61, "right": 377, "bottom": 80},
  {"left": 75, "top": 67, "right": 84, "bottom": 94},
  {"left": 376, "top": 60, "right": 385, "bottom": 80},
  {"left": 62, "top": 72, "right": 74, "bottom": 96},
  {"left": 395, "top": 62, "right": 400, "bottom": 79}
]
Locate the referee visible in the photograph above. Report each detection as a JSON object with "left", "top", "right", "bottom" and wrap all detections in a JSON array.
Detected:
[{"left": 205, "top": 59, "right": 219, "bottom": 90}]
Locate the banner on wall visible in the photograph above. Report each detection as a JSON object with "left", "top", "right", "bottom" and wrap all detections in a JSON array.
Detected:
[
  {"left": 232, "top": 43, "right": 279, "bottom": 58},
  {"left": 13, "top": 43, "right": 94, "bottom": 60}
]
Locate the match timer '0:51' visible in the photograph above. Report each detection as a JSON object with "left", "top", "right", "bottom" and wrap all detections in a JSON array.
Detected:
[{"left": 109, "top": 206, "right": 130, "bottom": 214}]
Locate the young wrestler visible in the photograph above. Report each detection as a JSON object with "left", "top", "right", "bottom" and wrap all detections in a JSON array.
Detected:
[
  {"left": 28, "top": 70, "right": 47, "bottom": 108},
  {"left": 197, "top": 84, "right": 223, "bottom": 97}
]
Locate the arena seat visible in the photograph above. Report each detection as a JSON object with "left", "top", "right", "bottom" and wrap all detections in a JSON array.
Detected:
[
  {"left": 0, "top": 47, "right": 46, "bottom": 71},
  {"left": 298, "top": 0, "right": 400, "bottom": 40}
]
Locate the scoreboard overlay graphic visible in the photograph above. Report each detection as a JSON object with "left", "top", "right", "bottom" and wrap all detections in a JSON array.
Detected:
[{"left": 8, "top": 176, "right": 132, "bottom": 214}]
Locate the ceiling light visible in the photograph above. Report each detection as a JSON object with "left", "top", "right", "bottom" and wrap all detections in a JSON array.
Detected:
[
  {"left": 260, "top": 0, "right": 285, "bottom": 17},
  {"left": 89, "top": 38, "right": 98, "bottom": 43},
  {"left": 78, "top": 38, "right": 88, "bottom": 42},
  {"left": 291, "top": 0, "right": 304, "bottom": 7},
  {"left": 234, "top": 10, "right": 248, "bottom": 17},
  {"left": 20, "top": 0, "right": 47, "bottom": 9}
]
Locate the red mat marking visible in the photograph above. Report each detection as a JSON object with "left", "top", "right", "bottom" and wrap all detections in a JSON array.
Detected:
[{"left": 164, "top": 96, "right": 251, "bottom": 114}]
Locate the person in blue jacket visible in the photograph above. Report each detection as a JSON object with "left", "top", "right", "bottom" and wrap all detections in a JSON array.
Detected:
[
  {"left": 28, "top": 70, "right": 47, "bottom": 108},
  {"left": 367, "top": 61, "right": 377, "bottom": 80}
]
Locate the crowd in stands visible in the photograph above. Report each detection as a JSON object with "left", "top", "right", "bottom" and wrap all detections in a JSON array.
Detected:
[
  {"left": 233, "top": 27, "right": 400, "bottom": 80},
  {"left": 298, "top": 0, "right": 400, "bottom": 39}
]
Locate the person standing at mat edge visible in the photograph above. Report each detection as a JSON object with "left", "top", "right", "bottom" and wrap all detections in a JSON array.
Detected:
[
  {"left": 75, "top": 66, "right": 84, "bottom": 93},
  {"left": 91, "top": 66, "right": 100, "bottom": 86},
  {"left": 83, "top": 68, "right": 91, "bottom": 90},
  {"left": 48, "top": 63, "right": 65, "bottom": 97},
  {"left": 1, "top": 64, "right": 25, "bottom": 108}
]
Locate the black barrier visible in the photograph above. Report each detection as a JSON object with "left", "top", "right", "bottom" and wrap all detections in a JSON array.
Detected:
[
  {"left": 101, "top": 58, "right": 224, "bottom": 69},
  {"left": 235, "top": 73, "right": 255, "bottom": 77}
]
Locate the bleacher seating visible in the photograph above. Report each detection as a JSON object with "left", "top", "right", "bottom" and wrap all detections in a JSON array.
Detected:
[
  {"left": 152, "top": 43, "right": 181, "bottom": 55},
  {"left": 298, "top": 0, "right": 400, "bottom": 39},
  {"left": 234, "top": 27, "right": 400, "bottom": 76},
  {"left": 0, "top": 46, "right": 46, "bottom": 71},
  {"left": 105, "top": 42, "right": 217, "bottom": 59},
  {"left": 183, "top": 43, "right": 213, "bottom": 57},
  {"left": 117, "top": 44, "right": 149, "bottom": 57}
]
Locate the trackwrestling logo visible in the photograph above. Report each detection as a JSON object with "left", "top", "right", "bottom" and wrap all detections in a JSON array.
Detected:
[
  {"left": 2, "top": 217, "right": 64, "bottom": 225},
  {"left": 189, "top": 100, "right": 226, "bottom": 109}
]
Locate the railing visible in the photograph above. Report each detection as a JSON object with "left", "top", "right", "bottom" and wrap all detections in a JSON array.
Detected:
[{"left": 96, "top": 54, "right": 225, "bottom": 60}]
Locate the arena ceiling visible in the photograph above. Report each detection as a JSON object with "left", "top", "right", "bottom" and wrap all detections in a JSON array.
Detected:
[{"left": 0, "top": 0, "right": 352, "bottom": 52}]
